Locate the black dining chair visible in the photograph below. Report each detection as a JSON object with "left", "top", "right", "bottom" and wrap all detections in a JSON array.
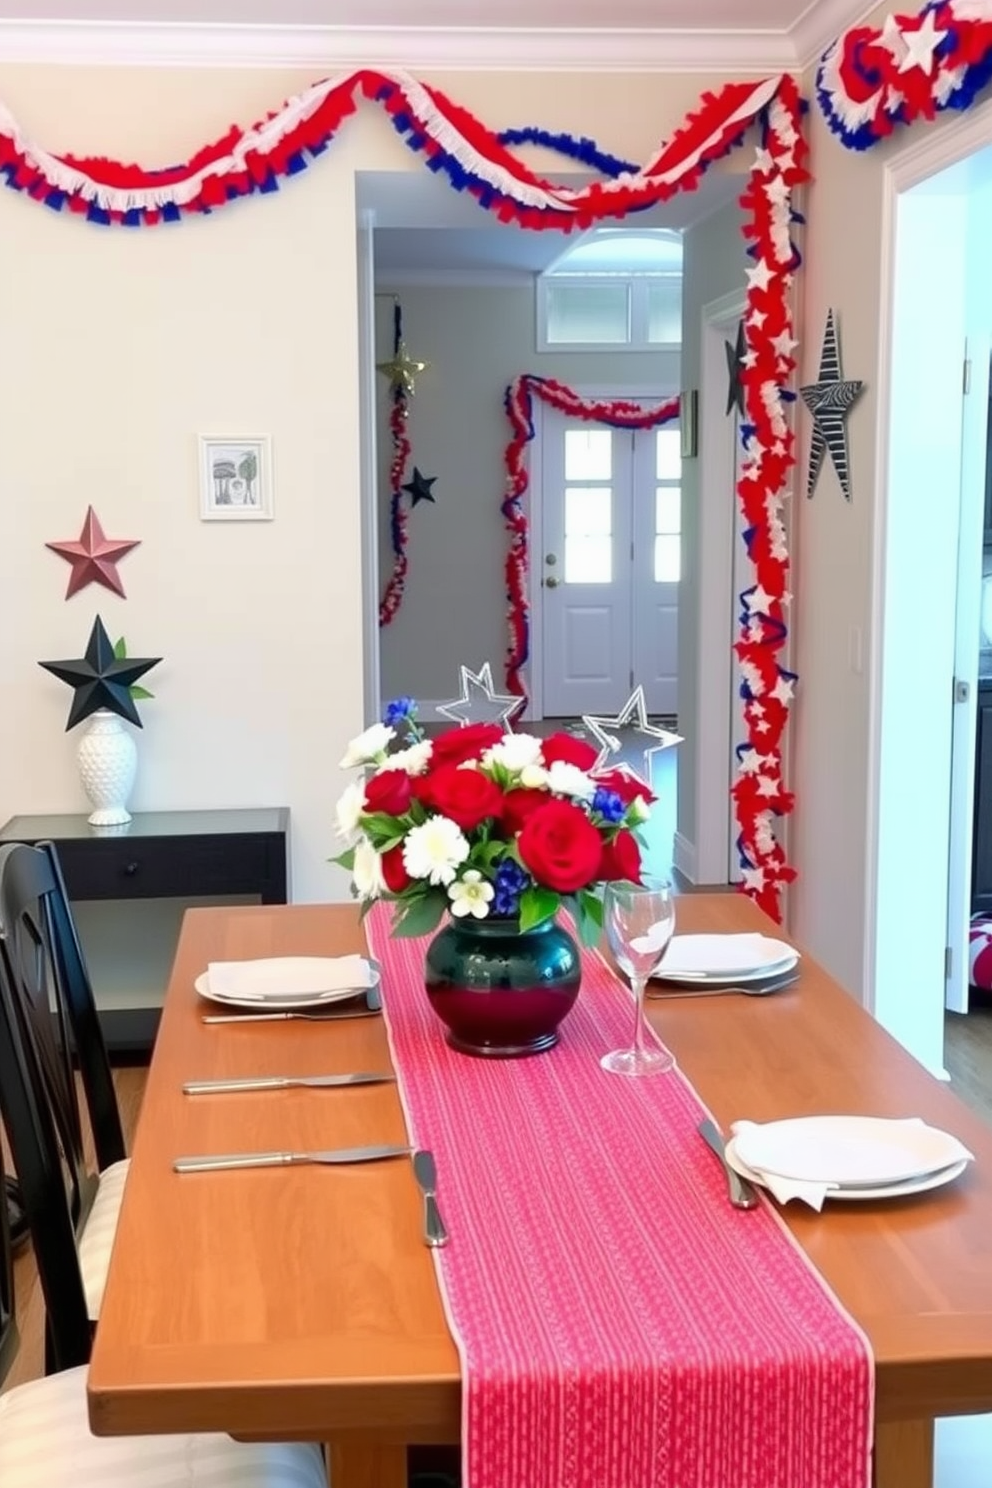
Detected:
[
  {"left": 0, "top": 841, "right": 129, "bottom": 1368},
  {"left": 0, "top": 1083, "right": 327, "bottom": 1488}
]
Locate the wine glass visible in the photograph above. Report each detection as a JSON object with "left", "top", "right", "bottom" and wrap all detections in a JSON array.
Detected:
[{"left": 601, "top": 877, "right": 676, "bottom": 1076}]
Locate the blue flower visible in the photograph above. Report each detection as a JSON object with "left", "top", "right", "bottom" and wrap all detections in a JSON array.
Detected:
[
  {"left": 383, "top": 696, "right": 417, "bottom": 727},
  {"left": 493, "top": 858, "right": 530, "bottom": 917},
  {"left": 591, "top": 786, "right": 625, "bottom": 824}
]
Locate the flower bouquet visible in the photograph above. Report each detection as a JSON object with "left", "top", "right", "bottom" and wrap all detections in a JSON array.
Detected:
[{"left": 332, "top": 698, "right": 654, "bottom": 946}]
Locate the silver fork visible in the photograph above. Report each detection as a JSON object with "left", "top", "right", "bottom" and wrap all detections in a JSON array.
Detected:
[{"left": 646, "top": 972, "right": 799, "bottom": 1000}]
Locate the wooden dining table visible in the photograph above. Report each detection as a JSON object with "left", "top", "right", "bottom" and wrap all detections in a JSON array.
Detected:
[{"left": 87, "top": 894, "right": 992, "bottom": 1488}]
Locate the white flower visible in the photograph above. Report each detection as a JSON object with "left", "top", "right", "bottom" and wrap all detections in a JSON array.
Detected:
[
  {"left": 546, "top": 760, "right": 594, "bottom": 800},
  {"left": 402, "top": 815, "right": 470, "bottom": 886},
  {"left": 483, "top": 733, "right": 544, "bottom": 774},
  {"left": 352, "top": 837, "right": 385, "bottom": 901},
  {"left": 340, "top": 722, "right": 395, "bottom": 769},
  {"left": 628, "top": 795, "right": 651, "bottom": 824},
  {"left": 448, "top": 869, "right": 495, "bottom": 920},
  {"left": 335, "top": 780, "right": 366, "bottom": 839},
  {"left": 519, "top": 763, "right": 549, "bottom": 790},
  {"left": 386, "top": 740, "right": 433, "bottom": 776}
]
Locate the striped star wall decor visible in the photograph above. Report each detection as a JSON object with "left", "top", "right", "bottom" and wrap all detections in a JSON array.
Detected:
[{"left": 800, "top": 310, "right": 864, "bottom": 501}]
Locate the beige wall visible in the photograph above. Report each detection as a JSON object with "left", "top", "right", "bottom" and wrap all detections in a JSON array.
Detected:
[
  {"left": 374, "top": 283, "right": 678, "bottom": 706},
  {"left": 0, "top": 62, "right": 737, "bottom": 902}
]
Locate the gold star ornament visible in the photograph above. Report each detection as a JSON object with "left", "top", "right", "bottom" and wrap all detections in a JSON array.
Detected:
[{"left": 377, "top": 342, "right": 429, "bottom": 398}]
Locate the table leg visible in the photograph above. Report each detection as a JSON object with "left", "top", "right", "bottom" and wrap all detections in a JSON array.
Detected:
[
  {"left": 874, "top": 1419, "right": 934, "bottom": 1488},
  {"left": 327, "top": 1440, "right": 407, "bottom": 1488}
]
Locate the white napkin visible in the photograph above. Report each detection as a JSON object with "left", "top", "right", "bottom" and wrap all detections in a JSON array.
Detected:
[
  {"left": 730, "top": 1122, "right": 835, "bottom": 1210},
  {"left": 205, "top": 955, "right": 373, "bottom": 1002},
  {"left": 659, "top": 933, "right": 794, "bottom": 977}
]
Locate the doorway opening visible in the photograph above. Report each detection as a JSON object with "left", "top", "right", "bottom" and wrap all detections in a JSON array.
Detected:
[{"left": 873, "top": 118, "right": 992, "bottom": 1084}]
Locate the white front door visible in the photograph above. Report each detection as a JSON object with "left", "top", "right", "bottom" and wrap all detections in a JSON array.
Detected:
[{"left": 540, "top": 409, "right": 681, "bottom": 717}]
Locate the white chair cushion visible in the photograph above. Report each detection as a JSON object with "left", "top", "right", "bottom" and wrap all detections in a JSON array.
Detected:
[
  {"left": 0, "top": 1366, "right": 327, "bottom": 1488},
  {"left": 77, "top": 1158, "right": 130, "bottom": 1320}
]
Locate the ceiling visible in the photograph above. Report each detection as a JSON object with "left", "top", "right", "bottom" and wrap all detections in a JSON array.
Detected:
[
  {"left": 362, "top": 167, "right": 745, "bottom": 279},
  {"left": 0, "top": 1, "right": 878, "bottom": 69}
]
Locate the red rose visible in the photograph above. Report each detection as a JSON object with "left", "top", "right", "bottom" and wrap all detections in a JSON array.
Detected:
[
  {"left": 420, "top": 763, "right": 503, "bottom": 830},
  {"left": 593, "top": 768, "right": 656, "bottom": 807},
  {"left": 517, "top": 799, "right": 603, "bottom": 894},
  {"left": 540, "top": 731, "right": 598, "bottom": 771},
  {"left": 363, "top": 768, "right": 413, "bottom": 817},
  {"left": 430, "top": 722, "right": 504, "bottom": 767},
  {"left": 502, "top": 786, "right": 550, "bottom": 835},
  {"left": 381, "top": 843, "right": 411, "bottom": 894},
  {"left": 598, "top": 829, "right": 642, "bottom": 885}
]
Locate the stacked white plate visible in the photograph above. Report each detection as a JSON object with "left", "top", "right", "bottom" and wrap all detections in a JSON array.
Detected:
[
  {"left": 194, "top": 955, "right": 380, "bottom": 1011},
  {"left": 726, "top": 1115, "right": 974, "bottom": 1206},
  {"left": 653, "top": 932, "right": 799, "bottom": 985}
]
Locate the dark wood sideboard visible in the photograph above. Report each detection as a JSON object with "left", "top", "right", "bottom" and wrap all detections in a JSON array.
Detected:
[{"left": 0, "top": 808, "right": 289, "bottom": 1054}]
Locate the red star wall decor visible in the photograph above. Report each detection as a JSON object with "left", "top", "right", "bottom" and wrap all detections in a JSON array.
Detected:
[{"left": 45, "top": 507, "right": 140, "bottom": 599}]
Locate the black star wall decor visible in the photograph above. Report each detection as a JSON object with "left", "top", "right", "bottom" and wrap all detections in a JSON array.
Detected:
[
  {"left": 800, "top": 309, "right": 865, "bottom": 501},
  {"left": 725, "top": 320, "right": 746, "bottom": 418},
  {"left": 39, "top": 615, "right": 161, "bottom": 730},
  {"left": 402, "top": 467, "right": 437, "bottom": 507}
]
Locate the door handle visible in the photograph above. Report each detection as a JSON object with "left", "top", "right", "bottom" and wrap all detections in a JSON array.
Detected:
[{"left": 545, "top": 576, "right": 560, "bottom": 589}]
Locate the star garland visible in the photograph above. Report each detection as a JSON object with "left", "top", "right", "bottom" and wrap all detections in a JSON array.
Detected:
[
  {"left": 379, "top": 301, "right": 413, "bottom": 628},
  {"left": 0, "top": 65, "right": 807, "bottom": 916},
  {"left": 818, "top": 2, "right": 992, "bottom": 149}
]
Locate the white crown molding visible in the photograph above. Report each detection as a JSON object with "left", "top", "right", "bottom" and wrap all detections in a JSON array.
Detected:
[
  {"left": 0, "top": 19, "right": 808, "bottom": 72},
  {"left": 789, "top": 0, "right": 882, "bottom": 71}
]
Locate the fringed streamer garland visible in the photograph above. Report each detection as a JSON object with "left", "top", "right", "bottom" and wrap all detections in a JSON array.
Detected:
[
  {"left": 378, "top": 302, "right": 412, "bottom": 628},
  {"left": 501, "top": 378, "right": 680, "bottom": 720},
  {"left": 818, "top": 1, "right": 992, "bottom": 149},
  {"left": 0, "top": 64, "right": 806, "bottom": 914},
  {"left": 0, "top": 67, "right": 785, "bottom": 229}
]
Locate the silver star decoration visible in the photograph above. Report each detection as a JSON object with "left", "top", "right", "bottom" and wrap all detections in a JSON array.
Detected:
[
  {"left": 582, "top": 685, "right": 682, "bottom": 793},
  {"left": 436, "top": 663, "right": 522, "bottom": 729},
  {"left": 800, "top": 309, "right": 864, "bottom": 501}
]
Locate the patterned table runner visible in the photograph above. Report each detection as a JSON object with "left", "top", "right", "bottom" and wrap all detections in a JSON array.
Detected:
[{"left": 366, "top": 906, "right": 873, "bottom": 1488}]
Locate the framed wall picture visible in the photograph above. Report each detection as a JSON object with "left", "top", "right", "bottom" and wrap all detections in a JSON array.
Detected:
[
  {"left": 679, "top": 390, "right": 698, "bottom": 460},
  {"left": 199, "top": 435, "right": 273, "bottom": 521}
]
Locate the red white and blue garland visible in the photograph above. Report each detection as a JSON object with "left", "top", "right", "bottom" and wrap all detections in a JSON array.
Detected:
[
  {"left": 818, "top": 1, "right": 992, "bottom": 149},
  {"left": 379, "top": 301, "right": 412, "bottom": 628},
  {"left": 0, "top": 65, "right": 805, "bottom": 917}
]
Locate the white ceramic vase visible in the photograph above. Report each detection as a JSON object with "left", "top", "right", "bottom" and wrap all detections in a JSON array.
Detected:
[{"left": 76, "top": 710, "right": 138, "bottom": 826}]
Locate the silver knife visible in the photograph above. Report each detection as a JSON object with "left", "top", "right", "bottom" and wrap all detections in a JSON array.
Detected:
[
  {"left": 174, "top": 1143, "right": 411, "bottom": 1173},
  {"left": 697, "top": 1119, "right": 760, "bottom": 1210},
  {"left": 183, "top": 1072, "right": 396, "bottom": 1094},
  {"left": 412, "top": 1149, "right": 449, "bottom": 1248}
]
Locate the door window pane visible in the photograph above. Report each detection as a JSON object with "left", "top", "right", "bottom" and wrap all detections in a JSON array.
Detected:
[
  {"left": 566, "top": 536, "right": 612, "bottom": 584},
  {"left": 564, "top": 485, "right": 612, "bottom": 583},
  {"left": 655, "top": 486, "right": 681, "bottom": 534},
  {"left": 654, "top": 534, "right": 681, "bottom": 583},
  {"left": 656, "top": 429, "right": 681, "bottom": 481},
  {"left": 565, "top": 429, "right": 612, "bottom": 482},
  {"left": 566, "top": 486, "right": 612, "bottom": 537},
  {"left": 545, "top": 283, "right": 630, "bottom": 344},
  {"left": 646, "top": 278, "right": 682, "bottom": 344}
]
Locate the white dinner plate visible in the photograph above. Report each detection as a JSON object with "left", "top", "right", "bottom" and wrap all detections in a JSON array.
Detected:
[
  {"left": 733, "top": 1115, "right": 970, "bottom": 1187},
  {"left": 194, "top": 963, "right": 380, "bottom": 1011},
  {"left": 651, "top": 933, "right": 799, "bottom": 983},
  {"left": 725, "top": 1139, "right": 970, "bottom": 1203}
]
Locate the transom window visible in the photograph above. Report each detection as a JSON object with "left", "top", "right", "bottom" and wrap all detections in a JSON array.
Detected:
[{"left": 538, "top": 230, "right": 683, "bottom": 351}]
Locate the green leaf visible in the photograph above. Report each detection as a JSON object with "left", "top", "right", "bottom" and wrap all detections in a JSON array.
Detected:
[
  {"left": 391, "top": 893, "right": 447, "bottom": 938},
  {"left": 518, "top": 885, "right": 559, "bottom": 933},
  {"left": 129, "top": 685, "right": 154, "bottom": 700},
  {"left": 113, "top": 637, "right": 126, "bottom": 660},
  {"left": 575, "top": 889, "right": 604, "bottom": 947},
  {"left": 329, "top": 846, "right": 357, "bottom": 872}
]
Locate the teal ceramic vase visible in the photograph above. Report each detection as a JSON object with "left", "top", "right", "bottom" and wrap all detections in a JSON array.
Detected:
[{"left": 424, "top": 915, "right": 582, "bottom": 1057}]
